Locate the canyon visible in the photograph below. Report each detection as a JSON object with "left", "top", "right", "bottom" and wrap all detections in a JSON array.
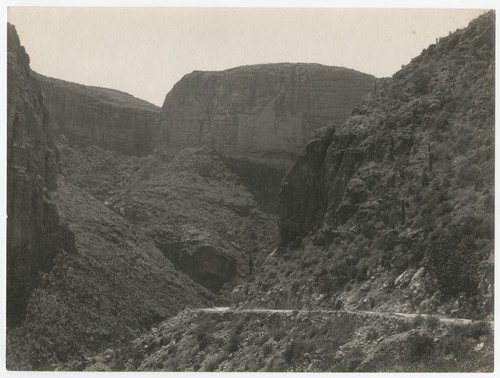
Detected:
[{"left": 5, "top": 10, "right": 495, "bottom": 372}]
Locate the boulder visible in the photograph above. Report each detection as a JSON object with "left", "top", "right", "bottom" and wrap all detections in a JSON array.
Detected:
[
  {"left": 394, "top": 269, "right": 417, "bottom": 289},
  {"left": 231, "top": 285, "right": 248, "bottom": 308}
]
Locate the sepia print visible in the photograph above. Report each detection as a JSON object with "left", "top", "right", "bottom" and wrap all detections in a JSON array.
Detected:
[{"left": 4, "top": 3, "right": 495, "bottom": 372}]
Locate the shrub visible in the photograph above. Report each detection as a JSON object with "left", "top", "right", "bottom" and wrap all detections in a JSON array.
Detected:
[
  {"left": 424, "top": 235, "right": 480, "bottom": 296},
  {"left": 262, "top": 343, "right": 273, "bottom": 356},
  {"left": 196, "top": 328, "right": 211, "bottom": 351},
  {"left": 412, "top": 315, "right": 425, "bottom": 328},
  {"left": 396, "top": 321, "right": 411, "bottom": 333},
  {"left": 154, "top": 361, "right": 164, "bottom": 370},
  {"left": 226, "top": 332, "right": 241, "bottom": 354},
  {"left": 283, "top": 339, "right": 311, "bottom": 363},
  {"left": 365, "top": 327, "right": 379, "bottom": 341},
  {"left": 255, "top": 335, "right": 268, "bottom": 347},
  {"left": 206, "top": 358, "right": 219, "bottom": 372},
  {"left": 270, "top": 328, "right": 286, "bottom": 341},
  {"left": 339, "top": 346, "right": 365, "bottom": 372},
  {"left": 407, "top": 333, "right": 434, "bottom": 361},
  {"left": 425, "top": 316, "right": 440, "bottom": 330},
  {"left": 413, "top": 68, "right": 432, "bottom": 94},
  {"left": 318, "top": 275, "right": 334, "bottom": 295},
  {"left": 464, "top": 321, "right": 490, "bottom": 339},
  {"left": 457, "top": 163, "right": 482, "bottom": 188},
  {"left": 438, "top": 331, "right": 467, "bottom": 357},
  {"left": 167, "top": 344, "right": 178, "bottom": 355}
]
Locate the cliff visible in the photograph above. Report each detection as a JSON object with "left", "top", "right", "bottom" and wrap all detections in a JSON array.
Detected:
[
  {"left": 6, "top": 23, "right": 75, "bottom": 326},
  {"left": 158, "top": 63, "right": 376, "bottom": 166},
  {"left": 271, "top": 11, "right": 494, "bottom": 318},
  {"left": 7, "top": 25, "right": 214, "bottom": 369},
  {"left": 36, "top": 74, "right": 160, "bottom": 156}
]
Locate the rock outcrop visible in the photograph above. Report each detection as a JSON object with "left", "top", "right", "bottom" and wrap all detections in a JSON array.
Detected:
[
  {"left": 37, "top": 74, "right": 160, "bottom": 156},
  {"left": 158, "top": 63, "right": 376, "bottom": 166},
  {"left": 6, "top": 23, "right": 75, "bottom": 326}
]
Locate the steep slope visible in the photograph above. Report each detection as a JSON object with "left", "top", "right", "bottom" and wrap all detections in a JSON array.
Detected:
[
  {"left": 37, "top": 74, "right": 160, "bottom": 156},
  {"left": 6, "top": 23, "right": 75, "bottom": 326},
  {"left": 158, "top": 63, "right": 377, "bottom": 166},
  {"left": 7, "top": 177, "right": 214, "bottom": 370},
  {"left": 246, "top": 12, "right": 494, "bottom": 319}
]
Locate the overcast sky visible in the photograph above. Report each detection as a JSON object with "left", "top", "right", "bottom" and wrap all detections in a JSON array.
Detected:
[{"left": 8, "top": 7, "right": 486, "bottom": 106}]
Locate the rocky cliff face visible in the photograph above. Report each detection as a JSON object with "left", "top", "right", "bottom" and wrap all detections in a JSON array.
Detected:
[
  {"left": 159, "top": 63, "right": 376, "bottom": 166},
  {"left": 7, "top": 23, "right": 75, "bottom": 326},
  {"left": 37, "top": 74, "right": 160, "bottom": 156},
  {"left": 272, "top": 11, "right": 494, "bottom": 318}
]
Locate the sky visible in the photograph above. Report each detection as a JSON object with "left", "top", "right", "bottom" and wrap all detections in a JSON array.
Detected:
[{"left": 7, "top": 7, "right": 487, "bottom": 106}]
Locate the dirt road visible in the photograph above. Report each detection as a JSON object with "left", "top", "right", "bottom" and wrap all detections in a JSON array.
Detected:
[{"left": 196, "top": 307, "right": 493, "bottom": 326}]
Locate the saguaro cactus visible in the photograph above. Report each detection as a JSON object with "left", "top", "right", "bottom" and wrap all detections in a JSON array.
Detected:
[{"left": 428, "top": 143, "right": 433, "bottom": 172}]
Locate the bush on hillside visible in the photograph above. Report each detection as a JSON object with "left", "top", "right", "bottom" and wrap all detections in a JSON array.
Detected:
[
  {"left": 407, "top": 333, "right": 434, "bottom": 362},
  {"left": 424, "top": 235, "right": 479, "bottom": 297}
]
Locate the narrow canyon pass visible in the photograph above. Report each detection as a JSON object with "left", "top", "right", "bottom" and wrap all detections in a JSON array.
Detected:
[{"left": 5, "top": 9, "right": 494, "bottom": 373}]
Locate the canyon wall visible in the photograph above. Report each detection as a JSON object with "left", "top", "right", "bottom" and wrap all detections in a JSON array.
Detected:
[
  {"left": 37, "top": 74, "right": 160, "bottom": 156},
  {"left": 159, "top": 63, "right": 376, "bottom": 166},
  {"left": 7, "top": 23, "right": 75, "bottom": 326}
]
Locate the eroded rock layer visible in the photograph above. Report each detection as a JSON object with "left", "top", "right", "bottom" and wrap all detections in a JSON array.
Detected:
[
  {"left": 37, "top": 74, "right": 160, "bottom": 156},
  {"left": 159, "top": 63, "right": 376, "bottom": 166}
]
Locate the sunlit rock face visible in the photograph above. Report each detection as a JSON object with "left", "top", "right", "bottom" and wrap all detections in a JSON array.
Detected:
[{"left": 159, "top": 63, "right": 376, "bottom": 167}]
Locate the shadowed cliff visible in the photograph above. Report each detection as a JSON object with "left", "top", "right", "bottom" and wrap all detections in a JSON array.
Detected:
[
  {"left": 6, "top": 23, "right": 75, "bottom": 327},
  {"left": 37, "top": 74, "right": 160, "bottom": 156}
]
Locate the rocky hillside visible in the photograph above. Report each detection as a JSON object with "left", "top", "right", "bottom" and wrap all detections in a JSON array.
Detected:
[
  {"left": 37, "top": 74, "right": 160, "bottom": 156},
  {"left": 6, "top": 23, "right": 75, "bottom": 327},
  {"left": 110, "top": 147, "right": 277, "bottom": 292},
  {"left": 158, "top": 63, "right": 377, "bottom": 166},
  {"left": 77, "top": 309, "right": 493, "bottom": 372},
  {"left": 243, "top": 11, "right": 494, "bottom": 319},
  {"left": 56, "top": 142, "right": 277, "bottom": 294}
]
